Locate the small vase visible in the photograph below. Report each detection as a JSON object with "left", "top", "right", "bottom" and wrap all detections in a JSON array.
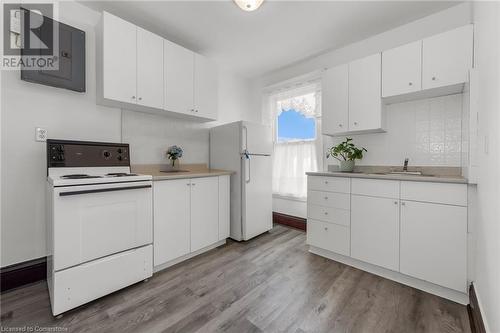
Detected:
[{"left": 339, "top": 160, "right": 355, "bottom": 172}]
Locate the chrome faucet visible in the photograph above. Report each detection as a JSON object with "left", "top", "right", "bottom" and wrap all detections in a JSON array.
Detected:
[{"left": 403, "top": 158, "right": 409, "bottom": 172}]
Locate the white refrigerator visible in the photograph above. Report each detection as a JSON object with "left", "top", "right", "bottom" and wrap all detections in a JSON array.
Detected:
[{"left": 210, "top": 121, "right": 273, "bottom": 241}]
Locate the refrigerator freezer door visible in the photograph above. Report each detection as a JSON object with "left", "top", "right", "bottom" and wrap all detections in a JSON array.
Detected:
[
  {"left": 242, "top": 155, "right": 272, "bottom": 240},
  {"left": 241, "top": 121, "right": 273, "bottom": 155}
]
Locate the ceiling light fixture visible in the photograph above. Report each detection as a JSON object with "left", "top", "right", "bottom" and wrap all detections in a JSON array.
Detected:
[{"left": 234, "top": 0, "right": 264, "bottom": 12}]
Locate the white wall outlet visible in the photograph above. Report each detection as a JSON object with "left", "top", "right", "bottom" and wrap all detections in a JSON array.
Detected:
[{"left": 35, "top": 127, "right": 47, "bottom": 142}]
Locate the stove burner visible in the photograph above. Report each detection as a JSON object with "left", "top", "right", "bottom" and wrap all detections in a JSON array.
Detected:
[
  {"left": 106, "top": 173, "right": 138, "bottom": 177},
  {"left": 61, "top": 174, "right": 103, "bottom": 179}
]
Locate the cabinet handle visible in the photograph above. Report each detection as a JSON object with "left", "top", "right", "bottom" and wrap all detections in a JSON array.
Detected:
[
  {"left": 324, "top": 212, "right": 328, "bottom": 215},
  {"left": 408, "top": 82, "right": 413, "bottom": 86},
  {"left": 324, "top": 196, "right": 328, "bottom": 200},
  {"left": 324, "top": 181, "right": 328, "bottom": 184},
  {"left": 432, "top": 77, "right": 436, "bottom": 81},
  {"left": 195, "top": 109, "right": 199, "bottom": 113},
  {"left": 191, "top": 183, "right": 196, "bottom": 186},
  {"left": 353, "top": 121, "right": 358, "bottom": 126},
  {"left": 394, "top": 201, "right": 398, "bottom": 205},
  {"left": 186, "top": 183, "right": 191, "bottom": 186},
  {"left": 190, "top": 109, "right": 195, "bottom": 112},
  {"left": 338, "top": 124, "right": 343, "bottom": 128},
  {"left": 138, "top": 97, "right": 142, "bottom": 101},
  {"left": 324, "top": 227, "right": 328, "bottom": 231},
  {"left": 401, "top": 202, "right": 406, "bottom": 206},
  {"left": 131, "top": 96, "right": 136, "bottom": 99}
]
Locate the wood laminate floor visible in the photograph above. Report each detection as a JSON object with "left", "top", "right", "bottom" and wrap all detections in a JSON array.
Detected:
[{"left": 1, "top": 225, "right": 471, "bottom": 333}]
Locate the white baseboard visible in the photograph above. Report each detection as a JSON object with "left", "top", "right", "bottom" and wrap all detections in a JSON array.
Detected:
[
  {"left": 309, "top": 246, "right": 469, "bottom": 305},
  {"left": 153, "top": 240, "right": 226, "bottom": 273},
  {"left": 472, "top": 281, "right": 492, "bottom": 333}
]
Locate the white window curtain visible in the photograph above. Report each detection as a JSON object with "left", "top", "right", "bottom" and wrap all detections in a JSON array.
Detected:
[{"left": 266, "top": 81, "right": 322, "bottom": 199}]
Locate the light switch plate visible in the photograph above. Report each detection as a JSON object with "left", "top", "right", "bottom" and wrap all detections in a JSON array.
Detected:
[{"left": 35, "top": 127, "right": 47, "bottom": 142}]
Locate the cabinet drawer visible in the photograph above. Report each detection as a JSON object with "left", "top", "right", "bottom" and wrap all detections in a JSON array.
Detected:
[
  {"left": 401, "top": 181, "right": 467, "bottom": 206},
  {"left": 307, "top": 204, "right": 350, "bottom": 227},
  {"left": 307, "top": 219, "right": 350, "bottom": 256},
  {"left": 351, "top": 178, "right": 399, "bottom": 198},
  {"left": 308, "top": 176, "right": 350, "bottom": 193},
  {"left": 307, "top": 190, "right": 350, "bottom": 209}
]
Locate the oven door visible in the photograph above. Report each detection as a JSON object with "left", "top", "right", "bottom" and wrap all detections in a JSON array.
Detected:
[{"left": 52, "top": 181, "right": 152, "bottom": 271}]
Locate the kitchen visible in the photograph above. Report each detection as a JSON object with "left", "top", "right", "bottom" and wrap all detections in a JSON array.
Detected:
[{"left": 1, "top": 1, "right": 499, "bottom": 332}]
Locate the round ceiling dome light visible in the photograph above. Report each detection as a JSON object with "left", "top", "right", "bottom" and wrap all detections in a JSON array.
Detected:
[{"left": 234, "top": 0, "right": 264, "bottom": 12}]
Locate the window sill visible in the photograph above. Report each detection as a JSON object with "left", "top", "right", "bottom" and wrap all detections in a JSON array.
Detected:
[{"left": 272, "top": 193, "right": 307, "bottom": 202}]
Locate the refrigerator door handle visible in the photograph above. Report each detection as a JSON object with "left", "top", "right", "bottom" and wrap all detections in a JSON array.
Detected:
[
  {"left": 246, "top": 157, "right": 251, "bottom": 183},
  {"left": 242, "top": 125, "right": 248, "bottom": 152}
]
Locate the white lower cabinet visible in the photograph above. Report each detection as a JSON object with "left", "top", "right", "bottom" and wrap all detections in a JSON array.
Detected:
[
  {"left": 153, "top": 179, "right": 190, "bottom": 266},
  {"left": 154, "top": 176, "right": 229, "bottom": 268},
  {"left": 351, "top": 195, "right": 400, "bottom": 271},
  {"left": 307, "top": 220, "right": 350, "bottom": 256},
  {"left": 307, "top": 175, "right": 468, "bottom": 297},
  {"left": 400, "top": 200, "right": 467, "bottom": 292},
  {"left": 190, "top": 177, "right": 219, "bottom": 252}
]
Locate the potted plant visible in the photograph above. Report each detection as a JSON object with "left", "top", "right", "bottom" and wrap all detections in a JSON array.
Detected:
[
  {"left": 166, "top": 145, "right": 183, "bottom": 170},
  {"left": 326, "top": 138, "right": 367, "bottom": 172}
]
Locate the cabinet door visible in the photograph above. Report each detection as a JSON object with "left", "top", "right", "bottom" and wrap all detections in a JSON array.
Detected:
[
  {"left": 137, "top": 27, "right": 163, "bottom": 109},
  {"left": 153, "top": 179, "right": 190, "bottom": 267},
  {"left": 400, "top": 201, "right": 467, "bottom": 292},
  {"left": 351, "top": 195, "right": 400, "bottom": 271},
  {"left": 191, "top": 177, "right": 219, "bottom": 252},
  {"left": 422, "top": 25, "right": 473, "bottom": 89},
  {"left": 218, "top": 175, "right": 230, "bottom": 241},
  {"left": 164, "top": 39, "right": 194, "bottom": 115},
  {"left": 102, "top": 12, "right": 137, "bottom": 104},
  {"left": 382, "top": 41, "right": 422, "bottom": 97},
  {"left": 194, "top": 54, "right": 218, "bottom": 120},
  {"left": 349, "top": 53, "right": 382, "bottom": 131},
  {"left": 322, "top": 64, "right": 348, "bottom": 135},
  {"left": 307, "top": 219, "right": 350, "bottom": 256}
]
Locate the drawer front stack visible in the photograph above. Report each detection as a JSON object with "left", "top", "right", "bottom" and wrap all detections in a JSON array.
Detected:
[{"left": 306, "top": 176, "right": 350, "bottom": 256}]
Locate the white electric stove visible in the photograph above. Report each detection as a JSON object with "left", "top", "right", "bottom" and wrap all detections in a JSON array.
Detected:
[{"left": 46, "top": 139, "right": 153, "bottom": 316}]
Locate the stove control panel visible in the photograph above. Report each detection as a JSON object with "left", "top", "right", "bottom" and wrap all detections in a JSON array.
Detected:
[{"left": 47, "top": 140, "right": 130, "bottom": 168}]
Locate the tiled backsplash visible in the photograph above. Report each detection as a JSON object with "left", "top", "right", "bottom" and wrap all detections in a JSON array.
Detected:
[
  {"left": 324, "top": 94, "right": 464, "bottom": 167},
  {"left": 122, "top": 110, "right": 210, "bottom": 165}
]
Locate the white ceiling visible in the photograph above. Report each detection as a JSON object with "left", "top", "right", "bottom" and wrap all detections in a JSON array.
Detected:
[{"left": 81, "top": 1, "right": 460, "bottom": 78}]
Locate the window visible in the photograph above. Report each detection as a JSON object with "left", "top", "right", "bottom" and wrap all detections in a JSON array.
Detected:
[
  {"left": 268, "top": 84, "right": 322, "bottom": 199},
  {"left": 277, "top": 110, "right": 316, "bottom": 142}
]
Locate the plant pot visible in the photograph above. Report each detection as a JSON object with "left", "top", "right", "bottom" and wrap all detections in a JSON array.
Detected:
[{"left": 339, "top": 160, "right": 355, "bottom": 172}]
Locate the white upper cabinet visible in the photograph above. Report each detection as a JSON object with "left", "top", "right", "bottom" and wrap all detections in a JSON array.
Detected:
[
  {"left": 322, "top": 64, "right": 348, "bottom": 135},
  {"left": 164, "top": 40, "right": 194, "bottom": 115},
  {"left": 422, "top": 25, "right": 473, "bottom": 90},
  {"left": 382, "top": 41, "right": 422, "bottom": 97},
  {"left": 349, "top": 53, "right": 382, "bottom": 132},
  {"left": 194, "top": 54, "right": 218, "bottom": 120},
  {"left": 99, "top": 11, "right": 218, "bottom": 121},
  {"left": 102, "top": 12, "right": 137, "bottom": 104},
  {"left": 137, "top": 27, "right": 164, "bottom": 109}
]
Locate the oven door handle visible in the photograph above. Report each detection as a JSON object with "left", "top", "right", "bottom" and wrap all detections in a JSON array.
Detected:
[{"left": 59, "top": 185, "right": 152, "bottom": 196}]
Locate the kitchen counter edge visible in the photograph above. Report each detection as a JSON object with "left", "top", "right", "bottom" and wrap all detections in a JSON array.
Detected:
[{"left": 306, "top": 171, "right": 468, "bottom": 184}]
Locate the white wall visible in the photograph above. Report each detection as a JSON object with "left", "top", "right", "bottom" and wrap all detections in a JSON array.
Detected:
[
  {"left": 0, "top": 2, "right": 259, "bottom": 267},
  {"left": 1, "top": 1, "right": 122, "bottom": 267},
  {"left": 471, "top": 2, "right": 500, "bottom": 332}
]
